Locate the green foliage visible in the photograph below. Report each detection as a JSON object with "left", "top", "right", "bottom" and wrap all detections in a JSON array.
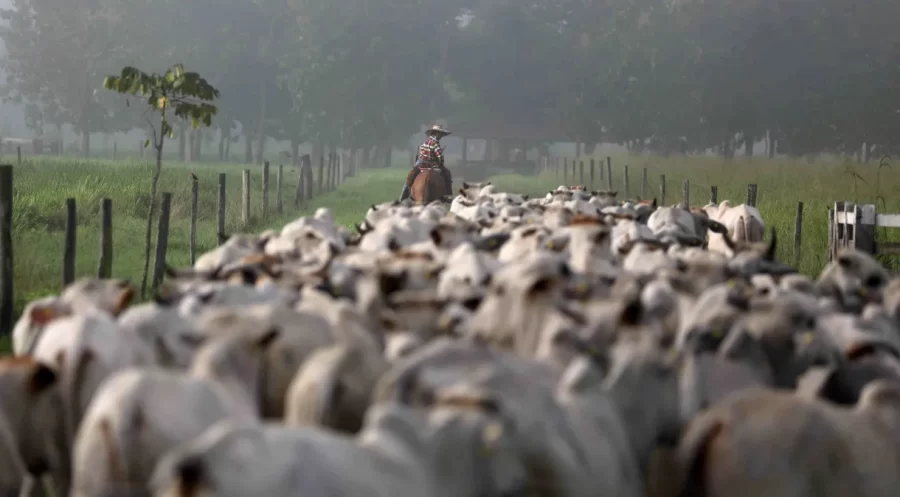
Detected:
[
  {"left": 1, "top": 0, "right": 898, "bottom": 159},
  {"left": 103, "top": 64, "right": 220, "bottom": 146}
]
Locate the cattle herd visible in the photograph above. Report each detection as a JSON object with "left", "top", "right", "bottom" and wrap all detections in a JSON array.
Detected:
[{"left": 6, "top": 180, "right": 900, "bottom": 497}]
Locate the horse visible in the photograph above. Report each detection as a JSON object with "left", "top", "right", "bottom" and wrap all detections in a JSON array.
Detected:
[{"left": 409, "top": 166, "right": 450, "bottom": 204}]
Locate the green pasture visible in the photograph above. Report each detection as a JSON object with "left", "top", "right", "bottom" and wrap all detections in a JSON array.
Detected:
[{"left": 6, "top": 154, "right": 898, "bottom": 319}]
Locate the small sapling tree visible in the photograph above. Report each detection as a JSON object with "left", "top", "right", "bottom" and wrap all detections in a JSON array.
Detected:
[{"left": 103, "top": 64, "right": 219, "bottom": 297}]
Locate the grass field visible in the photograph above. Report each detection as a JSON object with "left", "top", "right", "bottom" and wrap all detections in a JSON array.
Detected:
[{"left": 7, "top": 153, "right": 899, "bottom": 320}]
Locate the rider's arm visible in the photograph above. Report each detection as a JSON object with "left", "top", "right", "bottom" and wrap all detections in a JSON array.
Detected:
[{"left": 435, "top": 143, "right": 445, "bottom": 166}]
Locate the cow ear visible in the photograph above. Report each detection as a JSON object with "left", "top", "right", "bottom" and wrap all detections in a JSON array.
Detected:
[
  {"left": 255, "top": 328, "right": 279, "bottom": 350},
  {"left": 154, "top": 281, "right": 180, "bottom": 306},
  {"left": 29, "top": 303, "right": 69, "bottom": 326},
  {"left": 718, "top": 327, "right": 771, "bottom": 380},
  {"left": 544, "top": 235, "right": 569, "bottom": 252},
  {"left": 425, "top": 265, "right": 444, "bottom": 281},
  {"left": 27, "top": 363, "right": 57, "bottom": 394}
]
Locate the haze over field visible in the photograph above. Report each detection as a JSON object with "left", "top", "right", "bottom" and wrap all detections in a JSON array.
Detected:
[{"left": 0, "top": 0, "right": 896, "bottom": 161}]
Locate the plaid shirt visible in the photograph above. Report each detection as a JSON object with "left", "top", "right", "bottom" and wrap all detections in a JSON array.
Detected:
[{"left": 416, "top": 135, "right": 444, "bottom": 165}]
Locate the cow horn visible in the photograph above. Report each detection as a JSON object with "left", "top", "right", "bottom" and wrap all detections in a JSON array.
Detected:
[
  {"left": 474, "top": 233, "right": 511, "bottom": 252},
  {"left": 757, "top": 260, "right": 798, "bottom": 276}
]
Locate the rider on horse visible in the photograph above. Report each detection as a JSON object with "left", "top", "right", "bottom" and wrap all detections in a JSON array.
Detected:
[{"left": 400, "top": 124, "right": 453, "bottom": 201}]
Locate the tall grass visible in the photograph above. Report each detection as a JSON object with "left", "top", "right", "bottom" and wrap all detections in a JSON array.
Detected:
[{"left": 7, "top": 153, "right": 897, "bottom": 319}]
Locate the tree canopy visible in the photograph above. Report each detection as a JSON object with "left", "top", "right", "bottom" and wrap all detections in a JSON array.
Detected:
[{"left": 1, "top": 0, "right": 898, "bottom": 159}]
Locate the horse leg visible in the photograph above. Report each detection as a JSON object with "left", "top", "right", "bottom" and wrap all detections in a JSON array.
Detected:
[
  {"left": 437, "top": 168, "right": 452, "bottom": 197},
  {"left": 402, "top": 167, "right": 420, "bottom": 201}
]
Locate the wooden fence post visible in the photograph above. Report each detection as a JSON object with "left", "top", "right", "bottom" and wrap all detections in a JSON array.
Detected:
[
  {"left": 242, "top": 169, "right": 250, "bottom": 227},
  {"left": 641, "top": 168, "right": 648, "bottom": 200},
  {"left": 747, "top": 184, "right": 758, "bottom": 207},
  {"left": 63, "top": 198, "right": 76, "bottom": 287},
  {"left": 623, "top": 165, "right": 630, "bottom": 198},
  {"left": 793, "top": 201, "right": 804, "bottom": 267},
  {"left": 151, "top": 193, "right": 172, "bottom": 294},
  {"left": 660, "top": 174, "right": 666, "bottom": 206},
  {"left": 606, "top": 157, "right": 612, "bottom": 190},
  {"left": 0, "top": 165, "right": 11, "bottom": 335},
  {"left": 589, "top": 159, "right": 595, "bottom": 190},
  {"left": 97, "top": 198, "right": 112, "bottom": 278},
  {"left": 217, "top": 173, "right": 226, "bottom": 246},
  {"left": 261, "top": 161, "right": 269, "bottom": 219},
  {"left": 276, "top": 164, "right": 284, "bottom": 214},
  {"left": 856, "top": 204, "right": 876, "bottom": 255},
  {"left": 710, "top": 186, "right": 718, "bottom": 204},
  {"left": 682, "top": 179, "right": 690, "bottom": 209},
  {"left": 190, "top": 177, "right": 199, "bottom": 265},
  {"left": 295, "top": 168, "right": 305, "bottom": 207}
]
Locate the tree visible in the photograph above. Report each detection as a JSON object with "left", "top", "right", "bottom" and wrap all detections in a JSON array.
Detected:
[
  {"left": 103, "top": 63, "right": 219, "bottom": 297},
  {"left": 0, "top": 0, "right": 140, "bottom": 156}
]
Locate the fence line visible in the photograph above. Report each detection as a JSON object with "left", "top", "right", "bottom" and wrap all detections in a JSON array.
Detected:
[
  {"left": 0, "top": 152, "right": 805, "bottom": 333},
  {"left": 0, "top": 150, "right": 355, "bottom": 333},
  {"left": 547, "top": 157, "right": 803, "bottom": 268}
]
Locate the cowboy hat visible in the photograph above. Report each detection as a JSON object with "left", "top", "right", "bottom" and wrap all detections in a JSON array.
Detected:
[{"left": 425, "top": 124, "right": 451, "bottom": 136}]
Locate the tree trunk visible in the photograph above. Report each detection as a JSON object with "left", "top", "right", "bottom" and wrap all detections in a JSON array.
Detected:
[
  {"left": 290, "top": 137, "right": 300, "bottom": 166},
  {"left": 224, "top": 136, "right": 231, "bottom": 161},
  {"left": 255, "top": 81, "right": 268, "bottom": 165},
  {"left": 186, "top": 130, "right": 194, "bottom": 162},
  {"left": 81, "top": 131, "right": 90, "bottom": 158},
  {"left": 744, "top": 135, "right": 753, "bottom": 157},
  {"left": 384, "top": 146, "right": 392, "bottom": 168},
  {"left": 361, "top": 146, "right": 370, "bottom": 168},
  {"left": 218, "top": 129, "right": 225, "bottom": 161},
  {"left": 245, "top": 133, "right": 253, "bottom": 164},
  {"left": 140, "top": 129, "right": 165, "bottom": 299},
  {"left": 194, "top": 129, "right": 202, "bottom": 161},
  {"left": 178, "top": 127, "right": 186, "bottom": 161},
  {"left": 312, "top": 141, "right": 324, "bottom": 166},
  {"left": 723, "top": 138, "right": 735, "bottom": 159}
]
